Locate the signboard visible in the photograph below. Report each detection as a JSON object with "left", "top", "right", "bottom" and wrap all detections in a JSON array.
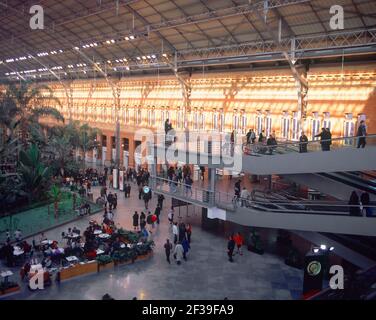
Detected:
[{"left": 119, "top": 171, "right": 124, "bottom": 191}]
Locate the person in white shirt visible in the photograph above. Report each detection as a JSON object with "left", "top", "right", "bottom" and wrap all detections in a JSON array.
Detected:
[
  {"left": 168, "top": 207, "right": 174, "bottom": 225},
  {"left": 240, "top": 187, "right": 250, "bottom": 207},
  {"left": 172, "top": 222, "right": 179, "bottom": 244}
]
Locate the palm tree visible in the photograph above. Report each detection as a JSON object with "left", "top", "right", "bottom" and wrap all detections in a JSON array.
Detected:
[
  {"left": 49, "top": 184, "right": 62, "bottom": 218},
  {"left": 18, "top": 144, "right": 51, "bottom": 203},
  {"left": 0, "top": 82, "right": 64, "bottom": 147}
]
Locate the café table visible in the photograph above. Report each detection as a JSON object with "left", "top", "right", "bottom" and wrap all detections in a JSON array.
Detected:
[
  {"left": 96, "top": 249, "right": 105, "bottom": 255},
  {"left": 98, "top": 233, "right": 111, "bottom": 239},
  {"left": 66, "top": 256, "right": 79, "bottom": 263},
  {"left": 0, "top": 270, "right": 13, "bottom": 285}
]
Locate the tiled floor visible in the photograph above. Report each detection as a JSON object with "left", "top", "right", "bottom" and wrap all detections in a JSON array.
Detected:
[{"left": 2, "top": 180, "right": 303, "bottom": 300}]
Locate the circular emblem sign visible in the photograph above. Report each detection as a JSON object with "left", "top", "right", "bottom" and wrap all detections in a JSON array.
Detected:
[{"left": 307, "top": 261, "right": 321, "bottom": 276}]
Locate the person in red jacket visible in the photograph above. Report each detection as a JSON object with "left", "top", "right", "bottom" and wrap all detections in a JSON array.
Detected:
[{"left": 233, "top": 232, "right": 244, "bottom": 256}]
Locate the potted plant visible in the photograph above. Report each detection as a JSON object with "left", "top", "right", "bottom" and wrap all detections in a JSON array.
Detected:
[
  {"left": 96, "top": 254, "right": 114, "bottom": 272},
  {"left": 135, "top": 241, "right": 155, "bottom": 260},
  {"left": 247, "top": 230, "right": 264, "bottom": 255}
]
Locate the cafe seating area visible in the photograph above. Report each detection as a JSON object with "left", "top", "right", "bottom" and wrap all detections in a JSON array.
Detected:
[{"left": 0, "top": 219, "right": 154, "bottom": 298}]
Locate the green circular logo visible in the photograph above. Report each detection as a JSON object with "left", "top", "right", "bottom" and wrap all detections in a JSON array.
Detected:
[{"left": 307, "top": 261, "right": 321, "bottom": 276}]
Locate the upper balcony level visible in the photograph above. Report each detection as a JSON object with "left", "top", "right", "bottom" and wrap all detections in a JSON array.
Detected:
[
  {"left": 150, "top": 133, "right": 376, "bottom": 175},
  {"left": 149, "top": 176, "right": 376, "bottom": 237}
]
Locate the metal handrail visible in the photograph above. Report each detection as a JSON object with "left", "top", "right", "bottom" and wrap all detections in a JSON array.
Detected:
[
  {"left": 150, "top": 176, "right": 375, "bottom": 215},
  {"left": 151, "top": 133, "right": 376, "bottom": 156}
]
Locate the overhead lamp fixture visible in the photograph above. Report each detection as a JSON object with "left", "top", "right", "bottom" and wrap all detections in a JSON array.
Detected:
[
  {"left": 126, "top": 66, "right": 130, "bottom": 70},
  {"left": 123, "top": 58, "right": 127, "bottom": 62},
  {"left": 151, "top": 54, "right": 156, "bottom": 59},
  {"left": 329, "top": 246, "right": 335, "bottom": 251},
  {"left": 312, "top": 248, "right": 320, "bottom": 253},
  {"left": 111, "top": 39, "right": 115, "bottom": 43},
  {"left": 74, "top": 47, "right": 80, "bottom": 50},
  {"left": 136, "top": 57, "right": 141, "bottom": 60},
  {"left": 106, "top": 40, "right": 111, "bottom": 44},
  {"left": 147, "top": 55, "right": 151, "bottom": 59},
  {"left": 125, "top": 36, "right": 129, "bottom": 40},
  {"left": 320, "top": 244, "right": 327, "bottom": 251},
  {"left": 142, "top": 56, "right": 146, "bottom": 59},
  {"left": 129, "top": 35, "right": 135, "bottom": 40},
  {"left": 162, "top": 53, "right": 167, "bottom": 57},
  {"left": 113, "top": 67, "right": 117, "bottom": 71},
  {"left": 107, "top": 60, "right": 111, "bottom": 64}
]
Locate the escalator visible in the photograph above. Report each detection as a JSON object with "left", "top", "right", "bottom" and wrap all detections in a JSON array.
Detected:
[
  {"left": 319, "top": 172, "right": 376, "bottom": 195},
  {"left": 322, "top": 233, "right": 376, "bottom": 262}
]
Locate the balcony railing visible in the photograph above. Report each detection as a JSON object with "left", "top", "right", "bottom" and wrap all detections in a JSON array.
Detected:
[{"left": 150, "top": 176, "right": 376, "bottom": 217}]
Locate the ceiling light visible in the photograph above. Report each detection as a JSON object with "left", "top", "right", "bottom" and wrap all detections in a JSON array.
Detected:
[
  {"left": 151, "top": 55, "right": 156, "bottom": 59},
  {"left": 125, "top": 36, "right": 129, "bottom": 41},
  {"left": 147, "top": 55, "right": 151, "bottom": 59},
  {"left": 320, "top": 244, "right": 327, "bottom": 250},
  {"left": 129, "top": 35, "right": 135, "bottom": 40},
  {"left": 111, "top": 39, "right": 115, "bottom": 43},
  {"left": 312, "top": 248, "right": 319, "bottom": 253},
  {"left": 136, "top": 57, "right": 141, "bottom": 60},
  {"left": 74, "top": 47, "right": 79, "bottom": 50},
  {"left": 142, "top": 56, "right": 146, "bottom": 59},
  {"left": 329, "top": 246, "right": 335, "bottom": 251},
  {"left": 106, "top": 40, "right": 111, "bottom": 44},
  {"left": 126, "top": 66, "right": 130, "bottom": 70},
  {"left": 162, "top": 53, "right": 167, "bottom": 57},
  {"left": 107, "top": 60, "right": 111, "bottom": 64}
]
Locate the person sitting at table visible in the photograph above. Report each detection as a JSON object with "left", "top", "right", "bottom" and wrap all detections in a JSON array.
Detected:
[
  {"left": 51, "top": 240, "right": 58, "bottom": 249},
  {"left": 20, "top": 261, "right": 31, "bottom": 280},
  {"left": 85, "top": 248, "right": 97, "bottom": 260},
  {"left": 21, "top": 241, "right": 32, "bottom": 254},
  {"left": 44, "top": 246, "right": 53, "bottom": 257},
  {"left": 42, "top": 256, "right": 52, "bottom": 269},
  {"left": 112, "top": 237, "right": 122, "bottom": 251}
]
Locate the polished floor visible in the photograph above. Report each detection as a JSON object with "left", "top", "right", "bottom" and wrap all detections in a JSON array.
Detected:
[{"left": 3, "top": 181, "right": 303, "bottom": 300}]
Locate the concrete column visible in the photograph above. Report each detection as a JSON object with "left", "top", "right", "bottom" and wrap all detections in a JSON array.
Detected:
[{"left": 210, "top": 167, "right": 216, "bottom": 205}]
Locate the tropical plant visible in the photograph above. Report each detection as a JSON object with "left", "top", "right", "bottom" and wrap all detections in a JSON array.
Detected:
[
  {"left": 18, "top": 144, "right": 51, "bottom": 202},
  {"left": 49, "top": 184, "right": 62, "bottom": 218},
  {"left": 0, "top": 82, "right": 64, "bottom": 147},
  {"left": 96, "top": 254, "right": 113, "bottom": 265}
]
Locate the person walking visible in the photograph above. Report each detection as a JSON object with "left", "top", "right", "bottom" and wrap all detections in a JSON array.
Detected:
[
  {"left": 14, "top": 229, "right": 22, "bottom": 242},
  {"left": 185, "top": 223, "right": 192, "bottom": 243},
  {"left": 140, "top": 212, "right": 146, "bottom": 231},
  {"left": 357, "top": 120, "right": 367, "bottom": 148},
  {"left": 233, "top": 232, "right": 244, "bottom": 256},
  {"left": 168, "top": 206, "right": 174, "bottom": 225},
  {"left": 182, "top": 238, "right": 190, "bottom": 261},
  {"left": 132, "top": 211, "right": 139, "bottom": 231},
  {"left": 178, "top": 222, "right": 186, "bottom": 243},
  {"left": 360, "top": 192, "right": 372, "bottom": 217},
  {"left": 164, "top": 239, "right": 172, "bottom": 264},
  {"left": 173, "top": 242, "right": 184, "bottom": 265},
  {"left": 157, "top": 194, "right": 165, "bottom": 209},
  {"left": 240, "top": 187, "right": 250, "bottom": 207},
  {"left": 349, "top": 191, "right": 361, "bottom": 216},
  {"left": 299, "top": 132, "right": 308, "bottom": 153},
  {"left": 155, "top": 204, "right": 161, "bottom": 224},
  {"left": 227, "top": 235, "right": 235, "bottom": 263},
  {"left": 315, "top": 128, "right": 330, "bottom": 151},
  {"left": 172, "top": 222, "right": 179, "bottom": 244}
]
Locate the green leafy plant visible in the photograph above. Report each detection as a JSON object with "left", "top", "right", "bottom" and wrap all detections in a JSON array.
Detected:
[
  {"left": 18, "top": 144, "right": 51, "bottom": 203},
  {"left": 96, "top": 254, "right": 113, "bottom": 265},
  {"left": 49, "top": 184, "right": 62, "bottom": 218}
]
